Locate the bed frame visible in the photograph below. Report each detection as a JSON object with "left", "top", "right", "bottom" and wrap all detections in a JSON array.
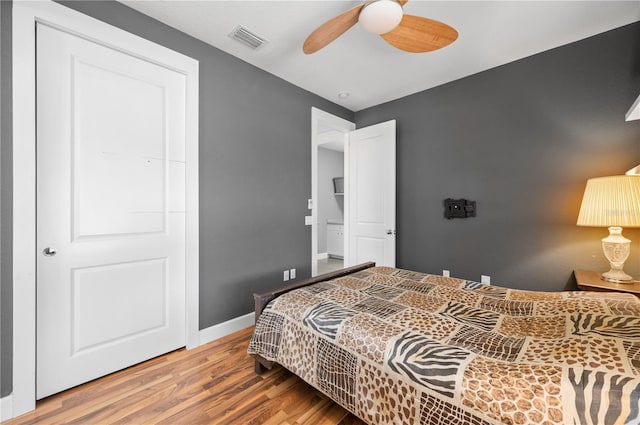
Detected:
[{"left": 251, "top": 261, "right": 376, "bottom": 374}]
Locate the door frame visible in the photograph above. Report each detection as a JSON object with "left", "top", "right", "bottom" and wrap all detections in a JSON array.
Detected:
[
  {"left": 311, "top": 108, "right": 354, "bottom": 276},
  {"left": 10, "top": 1, "right": 199, "bottom": 417}
]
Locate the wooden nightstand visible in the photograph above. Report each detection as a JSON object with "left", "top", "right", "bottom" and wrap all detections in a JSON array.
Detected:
[{"left": 574, "top": 269, "right": 640, "bottom": 296}]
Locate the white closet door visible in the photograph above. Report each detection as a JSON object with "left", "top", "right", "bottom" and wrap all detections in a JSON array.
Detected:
[{"left": 36, "top": 23, "right": 186, "bottom": 398}]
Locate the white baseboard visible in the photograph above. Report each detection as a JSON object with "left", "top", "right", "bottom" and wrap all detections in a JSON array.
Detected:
[
  {"left": 1, "top": 394, "right": 13, "bottom": 421},
  {"left": 317, "top": 252, "right": 328, "bottom": 260},
  {"left": 198, "top": 312, "right": 254, "bottom": 346}
]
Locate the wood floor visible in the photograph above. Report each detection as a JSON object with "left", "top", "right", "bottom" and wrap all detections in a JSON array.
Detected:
[{"left": 4, "top": 327, "right": 366, "bottom": 425}]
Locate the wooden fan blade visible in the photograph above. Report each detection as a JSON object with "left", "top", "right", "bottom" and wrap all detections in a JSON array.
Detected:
[
  {"left": 303, "top": 5, "right": 363, "bottom": 54},
  {"left": 381, "top": 14, "right": 458, "bottom": 53}
]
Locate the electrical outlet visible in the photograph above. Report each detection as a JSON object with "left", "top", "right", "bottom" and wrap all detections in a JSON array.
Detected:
[
  {"left": 283, "top": 270, "right": 290, "bottom": 281},
  {"left": 290, "top": 268, "right": 296, "bottom": 279},
  {"left": 481, "top": 275, "right": 491, "bottom": 285},
  {"left": 443, "top": 269, "right": 450, "bottom": 277}
]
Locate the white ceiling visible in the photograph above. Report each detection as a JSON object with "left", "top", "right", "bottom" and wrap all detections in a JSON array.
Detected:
[{"left": 120, "top": 1, "right": 640, "bottom": 112}]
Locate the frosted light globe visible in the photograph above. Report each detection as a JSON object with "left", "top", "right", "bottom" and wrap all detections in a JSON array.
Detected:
[{"left": 359, "top": 0, "right": 403, "bottom": 35}]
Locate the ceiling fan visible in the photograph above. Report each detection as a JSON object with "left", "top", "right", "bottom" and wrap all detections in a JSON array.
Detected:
[{"left": 303, "top": 0, "right": 458, "bottom": 54}]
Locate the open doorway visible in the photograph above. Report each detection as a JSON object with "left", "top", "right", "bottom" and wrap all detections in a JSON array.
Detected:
[
  {"left": 311, "top": 108, "right": 396, "bottom": 276},
  {"left": 311, "top": 108, "right": 354, "bottom": 276},
  {"left": 318, "top": 144, "right": 344, "bottom": 274}
]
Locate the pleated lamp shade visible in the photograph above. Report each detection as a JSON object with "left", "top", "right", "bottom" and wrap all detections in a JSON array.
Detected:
[
  {"left": 577, "top": 175, "right": 640, "bottom": 282},
  {"left": 577, "top": 175, "right": 640, "bottom": 227}
]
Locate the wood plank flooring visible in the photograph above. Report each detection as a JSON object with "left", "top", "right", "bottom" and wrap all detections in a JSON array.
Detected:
[{"left": 4, "top": 327, "right": 367, "bottom": 425}]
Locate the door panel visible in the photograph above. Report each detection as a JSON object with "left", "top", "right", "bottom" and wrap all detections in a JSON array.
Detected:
[
  {"left": 348, "top": 120, "right": 396, "bottom": 267},
  {"left": 355, "top": 139, "right": 385, "bottom": 224},
  {"left": 356, "top": 237, "right": 386, "bottom": 264},
  {"left": 37, "top": 23, "right": 186, "bottom": 398},
  {"left": 74, "top": 54, "right": 168, "bottom": 237},
  {"left": 72, "top": 259, "right": 167, "bottom": 354}
]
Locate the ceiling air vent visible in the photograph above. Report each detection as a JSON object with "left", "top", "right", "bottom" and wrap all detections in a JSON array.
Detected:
[{"left": 228, "top": 26, "right": 268, "bottom": 50}]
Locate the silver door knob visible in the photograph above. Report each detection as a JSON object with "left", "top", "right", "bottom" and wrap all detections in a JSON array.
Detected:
[
  {"left": 387, "top": 230, "right": 396, "bottom": 235},
  {"left": 43, "top": 247, "right": 57, "bottom": 257}
]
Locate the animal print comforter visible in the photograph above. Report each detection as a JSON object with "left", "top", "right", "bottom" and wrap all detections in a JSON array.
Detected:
[{"left": 248, "top": 266, "right": 640, "bottom": 425}]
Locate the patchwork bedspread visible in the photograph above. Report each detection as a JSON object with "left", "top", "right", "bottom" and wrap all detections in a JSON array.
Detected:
[{"left": 248, "top": 266, "right": 640, "bottom": 425}]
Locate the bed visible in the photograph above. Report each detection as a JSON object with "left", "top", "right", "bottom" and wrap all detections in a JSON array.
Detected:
[{"left": 248, "top": 263, "right": 640, "bottom": 425}]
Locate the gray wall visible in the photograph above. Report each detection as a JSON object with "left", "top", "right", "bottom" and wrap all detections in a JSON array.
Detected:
[
  {"left": 355, "top": 22, "right": 640, "bottom": 291},
  {"left": 0, "top": 0, "right": 352, "bottom": 397},
  {"left": 318, "top": 147, "right": 344, "bottom": 253}
]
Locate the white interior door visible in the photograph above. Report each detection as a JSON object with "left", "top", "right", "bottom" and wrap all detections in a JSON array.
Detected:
[
  {"left": 36, "top": 23, "right": 186, "bottom": 399},
  {"left": 347, "top": 120, "right": 396, "bottom": 267}
]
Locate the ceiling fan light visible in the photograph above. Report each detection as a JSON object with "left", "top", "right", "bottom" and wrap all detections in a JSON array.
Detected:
[{"left": 358, "top": 0, "right": 403, "bottom": 35}]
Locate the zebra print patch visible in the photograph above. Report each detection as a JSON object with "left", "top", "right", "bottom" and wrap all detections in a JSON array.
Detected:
[
  {"left": 571, "top": 313, "right": 640, "bottom": 341},
  {"left": 624, "top": 341, "right": 640, "bottom": 375},
  {"left": 567, "top": 367, "right": 640, "bottom": 425},
  {"left": 350, "top": 270, "right": 373, "bottom": 279},
  {"left": 363, "top": 283, "right": 406, "bottom": 300},
  {"left": 302, "top": 302, "right": 356, "bottom": 339},
  {"left": 352, "top": 296, "right": 407, "bottom": 318},
  {"left": 464, "top": 280, "right": 489, "bottom": 290},
  {"left": 302, "top": 281, "right": 336, "bottom": 294},
  {"left": 440, "top": 301, "right": 500, "bottom": 331},
  {"left": 471, "top": 284, "right": 508, "bottom": 299},
  {"left": 608, "top": 300, "right": 640, "bottom": 317},
  {"left": 387, "top": 331, "right": 472, "bottom": 398},
  {"left": 393, "top": 269, "right": 429, "bottom": 281},
  {"left": 448, "top": 325, "right": 526, "bottom": 362},
  {"left": 396, "top": 279, "right": 436, "bottom": 295},
  {"left": 478, "top": 297, "right": 533, "bottom": 316}
]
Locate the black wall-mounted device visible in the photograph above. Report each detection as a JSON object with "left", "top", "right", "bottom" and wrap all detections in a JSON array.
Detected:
[{"left": 444, "top": 198, "right": 476, "bottom": 219}]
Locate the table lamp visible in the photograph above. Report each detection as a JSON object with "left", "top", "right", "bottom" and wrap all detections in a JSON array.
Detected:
[{"left": 577, "top": 175, "right": 640, "bottom": 282}]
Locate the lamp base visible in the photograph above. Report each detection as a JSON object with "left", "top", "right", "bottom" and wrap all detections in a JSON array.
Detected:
[
  {"left": 601, "top": 227, "right": 633, "bottom": 283},
  {"left": 602, "top": 270, "right": 633, "bottom": 283}
]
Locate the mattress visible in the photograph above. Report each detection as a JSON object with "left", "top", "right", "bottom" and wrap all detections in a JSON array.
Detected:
[{"left": 248, "top": 266, "right": 640, "bottom": 424}]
